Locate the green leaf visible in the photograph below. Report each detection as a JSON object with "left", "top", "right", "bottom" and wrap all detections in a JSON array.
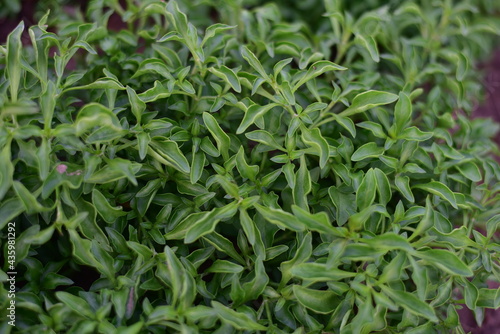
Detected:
[
  {"left": 254, "top": 204, "right": 305, "bottom": 232},
  {"left": 356, "top": 169, "right": 377, "bottom": 210},
  {"left": 291, "top": 205, "right": 344, "bottom": 236},
  {"left": 134, "top": 59, "right": 176, "bottom": 80},
  {"left": 393, "top": 92, "right": 412, "bottom": 135},
  {"left": 56, "top": 291, "right": 95, "bottom": 319},
  {"left": 328, "top": 186, "right": 356, "bottom": 226},
  {"left": 290, "top": 263, "right": 356, "bottom": 281},
  {"left": 293, "top": 60, "right": 347, "bottom": 91},
  {"left": 149, "top": 139, "right": 190, "bottom": 173},
  {"left": 235, "top": 146, "right": 259, "bottom": 181},
  {"left": 190, "top": 152, "right": 205, "bottom": 184},
  {"left": 341, "top": 90, "right": 399, "bottom": 117},
  {"left": 486, "top": 215, "right": 500, "bottom": 239},
  {"left": 456, "top": 52, "right": 469, "bottom": 81},
  {"left": 92, "top": 189, "right": 127, "bottom": 223},
  {"left": 74, "top": 103, "right": 121, "bottom": 135},
  {"left": 301, "top": 127, "right": 329, "bottom": 168},
  {"left": 166, "top": 1, "right": 189, "bottom": 35},
  {"left": 292, "top": 285, "right": 340, "bottom": 314},
  {"left": 0, "top": 198, "right": 23, "bottom": 230},
  {"left": 355, "top": 33, "right": 379, "bottom": 62},
  {"left": 206, "top": 260, "right": 244, "bottom": 273},
  {"left": 202, "top": 23, "right": 235, "bottom": 46},
  {"left": 364, "top": 233, "right": 414, "bottom": 252},
  {"left": 357, "top": 121, "right": 386, "bottom": 138},
  {"left": 280, "top": 232, "right": 312, "bottom": 287},
  {"left": 456, "top": 162, "right": 482, "bottom": 182},
  {"left": 414, "top": 249, "right": 473, "bottom": 276},
  {"left": 398, "top": 127, "right": 433, "bottom": 141},
  {"left": 245, "top": 130, "right": 284, "bottom": 151},
  {"left": 203, "top": 112, "right": 231, "bottom": 159},
  {"left": 64, "top": 77, "right": 126, "bottom": 92},
  {"left": 374, "top": 168, "right": 392, "bottom": 204},
  {"left": 241, "top": 45, "right": 270, "bottom": 81},
  {"left": 237, "top": 103, "right": 279, "bottom": 134},
  {"left": 351, "top": 142, "right": 385, "bottom": 161},
  {"left": 211, "top": 301, "right": 267, "bottom": 331},
  {"left": 126, "top": 86, "right": 146, "bottom": 124},
  {"left": 273, "top": 58, "right": 293, "bottom": 78},
  {"left": 413, "top": 181, "right": 457, "bottom": 209},
  {"left": 293, "top": 156, "right": 312, "bottom": 210},
  {"left": 6, "top": 21, "right": 24, "bottom": 102},
  {"left": 348, "top": 205, "right": 388, "bottom": 232},
  {"left": 380, "top": 286, "right": 438, "bottom": 322},
  {"left": 395, "top": 176, "right": 415, "bottom": 202},
  {"left": 209, "top": 65, "right": 241, "bottom": 93},
  {"left": 185, "top": 201, "right": 238, "bottom": 243}
]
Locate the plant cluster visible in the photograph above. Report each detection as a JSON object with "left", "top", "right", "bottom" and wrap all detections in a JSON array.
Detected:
[{"left": 1, "top": 0, "right": 500, "bottom": 333}]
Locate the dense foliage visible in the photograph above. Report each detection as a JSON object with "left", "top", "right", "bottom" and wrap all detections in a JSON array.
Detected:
[{"left": 1, "top": 0, "right": 500, "bottom": 333}]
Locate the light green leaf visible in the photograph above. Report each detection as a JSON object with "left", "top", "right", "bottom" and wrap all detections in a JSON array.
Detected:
[
  {"left": 237, "top": 103, "right": 279, "bottom": 134},
  {"left": 190, "top": 152, "right": 205, "bottom": 184},
  {"left": 301, "top": 127, "right": 329, "bottom": 168},
  {"left": 328, "top": 186, "right": 356, "bottom": 226},
  {"left": 456, "top": 162, "right": 482, "bottom": 182},
  {"left": 374, "top": 168, "right": 392, "bottom": 204},
  {"left": 357, "top": 121, "right": 386, "bottom": 138},
  {"left": 209, "top": 65, "right": 241, "bottom": 93},
  {"left": 355, "top": 33, "right": 379, "bottom": 62},
  {"left": 203, "top": 112, "right": 231, "bottom": 159},
  {"left": 6, "top": 21, "right": 24, "bottom": 102},
  {"left": 206, "top": 260, "right": 244, "bottom": 273},
  {"left": 395, "top": 176, "right": 415, "bottom": 202},
  {"left": 254, "top": 204, "right": 305, "bottom": 232},
  {"left": 245, "top": 130, "right": 284, "bottom": 151},
  {"left": 356, "top": 169, "right": 377, "bottom": 210},
  {"left": 126, "top": 86, "right": 146, "bottom": 124},
  {"left": 92, "top": 189, "right": 127, "bottom": 223},
  {"left": 202, "top": 23, "right": 235, "bottom": 46},
  {"left": 413, "top": 181, "right": 457, "bottom": 209},
  {"left": 393, "top": 92, "right": 412, "bottom": 135},
  {"left": 456, "top": 52, "right": 469, "bottom": 81},
  {"left": 241, "top": 45, "right": 270, "bottom": 80},
  {"left": 291, "top": 263, "right": 356, "bottom": 281},
  {"left": 185, "top": 202, "right": 238, "bottom": 243},
  {"left": 211, "top": 301, "right": 267, "bottom": 331},
  {"left": 380, "top": 286, "right": 438, "bottom": 322},
  {"left": 56, "top": 291, "right": 95, "bottom": 319},
  {"left": 235, "top": 146, "right": 259, "bottom": 181},
  {"left": 351, "top": 142, "right": 385, "bottom": 161},
  {"left": 292, "top": 285, "right": 340, "bottom": 314},
  {"left": 364, "top": 233, "right": 414, "bottom": 252},
  {"left": 149, "top": 139, "right": 190, "bottom": 173},
  {"left": 293, "top": 60, "right": 347, "bottom": 91},
  {"left": 414, "top": 249, "right": 473, "bottom": 276},
  {"left": 291, "top": 205, "right": 343, "bottom": 236},
  {"left": 293, "top": 156, "right": 311, "bottom": 210},
  {"left": 398, "top": 127, "right": 433, "bottom": 141},
  {"left": 341, "top": 90, "right": 398, "bottom": 116}
]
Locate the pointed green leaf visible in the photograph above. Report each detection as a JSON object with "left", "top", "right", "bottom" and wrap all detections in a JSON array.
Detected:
[
  {"left": 341, "top": 90, "right": 399, "bottom": 116},
  {"left": 380, "top": 286, "right": 438, "bottom": 322},
  {"left": 413, "top": 181, "right": 457, "bottom": 209},
  {"left": 351, "top": 142, "right": 385, "bottom": 161},
  {"left": 292, "top": 285, "right": 340, "bottom": 314},
  {"left": 209, "top": 65, "right": 241, "bottom": 93},
  {"left": 203, "top": 112, "right": 231, "bottom": 159}
]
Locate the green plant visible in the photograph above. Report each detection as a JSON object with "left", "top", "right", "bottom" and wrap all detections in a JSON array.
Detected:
[{"left": 1, "top": 0, "right": 500, "bottom": 333}]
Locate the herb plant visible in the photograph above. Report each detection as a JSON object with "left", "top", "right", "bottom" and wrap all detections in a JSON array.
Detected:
[{"left": 1, "top": 0, "right": 500, "bottom": 333}]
